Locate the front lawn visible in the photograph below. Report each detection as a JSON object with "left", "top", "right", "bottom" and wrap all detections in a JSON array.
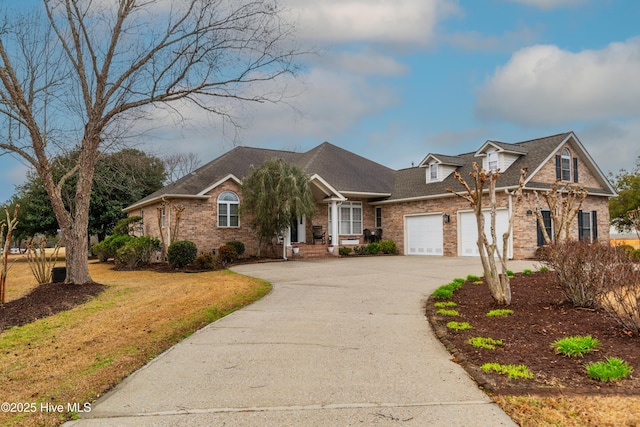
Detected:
[{"left": 0, "top": 260, "right": 270, "bottom": 426}]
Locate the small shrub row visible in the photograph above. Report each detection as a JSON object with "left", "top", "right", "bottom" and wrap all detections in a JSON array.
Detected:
[
  {"left": 349, "top": 240, "right": 397, "bottom": 256},
  {"left": 115, "top": 236, "right": 162, "bottom": 269}
]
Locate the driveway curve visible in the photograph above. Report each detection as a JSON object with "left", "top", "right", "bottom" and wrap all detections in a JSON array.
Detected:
[{"left": 67, "top": 256, "right": 537, "bottom": 426}]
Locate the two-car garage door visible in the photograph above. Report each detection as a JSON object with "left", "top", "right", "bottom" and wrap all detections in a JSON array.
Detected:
[
  {"left": 405, "top": 210, "right": 511, "bottom": 257},
  {"left": 405, "top": 214, "right": 443, "bottom": 255}
]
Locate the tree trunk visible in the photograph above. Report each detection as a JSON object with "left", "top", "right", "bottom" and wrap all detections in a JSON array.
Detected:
[{"left": 63, "top": 222, "right": 92, "bottom": 284}]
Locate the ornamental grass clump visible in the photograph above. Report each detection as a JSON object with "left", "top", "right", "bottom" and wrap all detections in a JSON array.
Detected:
[
  {"left": 486, "top": 309, "right": 514, "bottom": 317},
  {"left": 585, "top": 357, "right": 633, "bottom": 382},
  {"left": 447, "top": 321, "right": 472, "bottom": 331},
  {"left": 468, "top": 337, "right": 503, "bottom": 350},
  {"left": 436, "top": 309, "right": 459, "bottom": 316},
  {"left": 434, "top": 301, "right": 457, "bottom": 308},
  {"left": 482, "top": 363, "right": 534, "bottom": 380},
  {"left": 552, "top": 335, "right": 601, "bottom": 357}
]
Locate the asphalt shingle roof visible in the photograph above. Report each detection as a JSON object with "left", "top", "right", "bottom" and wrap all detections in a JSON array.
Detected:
[{"left": 127, "top": 132, "right": 614, "bottom": 210}]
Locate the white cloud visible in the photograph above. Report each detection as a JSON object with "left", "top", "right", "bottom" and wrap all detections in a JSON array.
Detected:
[
  {"left": 320, "top": 51, "right": 408, "bottom": 77},
  {"left": 445, "top": 26, "right": 540, "bottom": 52},
  {"left": 579, "top": 120, "right": 640, "bottom": 176},
  {"left": 283, "top": 0, "right": 457, "bottom": 46},
  {"left": 502, "top": 0, "right": 586, "bottom": 9},
  {"left": 476, "top": 38, "right": 640, "bottom": 125}
]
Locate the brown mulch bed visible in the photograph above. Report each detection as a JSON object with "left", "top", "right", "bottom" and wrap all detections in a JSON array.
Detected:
[
  {"left": 427, "top": 271, "right": 640, "bottom": 396},
  {"left": 0, "top": 282, "right": 106, "bottom": 331}
]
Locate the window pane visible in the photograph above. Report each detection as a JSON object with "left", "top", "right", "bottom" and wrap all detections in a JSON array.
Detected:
[{"left": 219, "top": 203, "right": 227, "bottom": 227}]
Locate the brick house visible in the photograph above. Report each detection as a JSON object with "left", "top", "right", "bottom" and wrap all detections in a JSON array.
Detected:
[{"left": 124, "top": 131, "right": 615, "bottom": 259}]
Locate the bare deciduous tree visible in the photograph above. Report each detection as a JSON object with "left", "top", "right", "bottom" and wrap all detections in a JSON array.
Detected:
[
  {"left": 0, "top": 0, "right": 302, "bottom": 284},
  {"left": 163, "top": 152, "right": 202, "bottom": 184},
  {"left": 448, "top": 164, "right": 526, "bottom": 305},
  {"left": 1, "top": 205, "right": 19, "bottom": 305},
  {"left": 528, "top": 180, "right": 587, "bottom": 244}
]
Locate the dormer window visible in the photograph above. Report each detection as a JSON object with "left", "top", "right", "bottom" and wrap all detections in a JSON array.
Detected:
[
  {"left": 487, "top": 151, "right": 498, "bottom": 171},
  {"left": 429, "top": 163, "right": 438, "bottom": 181}
]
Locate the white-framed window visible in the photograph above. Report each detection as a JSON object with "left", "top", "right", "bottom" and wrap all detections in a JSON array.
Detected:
[
  {"left": 329, "top": 201, "right": 363, "bottom": 235},
  {"left": 375, "top": 207, "right": 382, "bottom": 228},
  {"left": 139, "top": 209, "right": 145, "bottom": 236},
  {"left": 218, "top": 191, "right": 239, "bottom": 227},
  {"left": 487, "top": 151, "right": 498, "bottom": 171},
  {"left": 561, "top": 148, "right": 571, "bottom": 181},
  {"left": 160, "top": 206, "right": 166, "bottom": 228},
  {"left": 429, "top": 163, "right": 438, "bottom": 181},
  {"left": 578, "top": 210, "right": 598, "bottom": 243}
]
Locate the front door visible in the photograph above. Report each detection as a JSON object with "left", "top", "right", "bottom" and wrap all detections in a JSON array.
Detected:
[{"left": 290, "top": 216, "right": 306, "bottom": 244}]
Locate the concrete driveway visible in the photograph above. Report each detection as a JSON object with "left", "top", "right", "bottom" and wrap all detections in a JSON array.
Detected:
[{"left": 66, "top": 256, "right": 537, "bottom": 426}]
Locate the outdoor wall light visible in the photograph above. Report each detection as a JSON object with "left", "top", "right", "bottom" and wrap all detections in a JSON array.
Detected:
[
  {"left": 443, "top": 213, "right": 450, "bottom": 224},
  {"left": 526, "top": 210, "right": 533, "bottom": 216}
]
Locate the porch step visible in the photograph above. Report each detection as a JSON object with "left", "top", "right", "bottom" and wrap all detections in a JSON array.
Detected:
[{"left": 291, "top": 244, "right": 333, "bottom": 259}]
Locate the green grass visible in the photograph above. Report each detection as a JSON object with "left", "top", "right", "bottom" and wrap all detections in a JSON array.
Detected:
[
  {"left": 523, "top": 269, "right": 533, "bottom": 275},
  {"left": 482, "top": 363, "right": 534, "bottom": 379},
  {"left": 432, "top": 280, "right": 465, "bottom": 299},
  {"left": 538, "top": 266, "right": 550, "bottom": 273},
  {"left": 434, "top": 301, "right": 457, "bottom": 308},
  {"left": 585, "top": 357, "right": 633, "bottom": 382},
  {"left": 467, "top": 337, "right": 503, "bottom": 350},
  {"left": 552, "top": 335, "right": 601, "bottom": 357},
  {"left": 486, "top": 309, "right": 514, "bottom": 317},
  {"left": 466, "top": 274, "right": 480, "bottom": 281},
  {"left": 447, "top": 321, "right": 472, "bottom": 331},
  {"left": 506, "top": 270, "right": 515, "bottom": 277},
  {"left": 436, "top": 309, "right": 459, "bottom": 316}
]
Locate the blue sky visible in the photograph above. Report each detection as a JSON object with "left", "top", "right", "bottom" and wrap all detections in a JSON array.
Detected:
[{"left": 1, "top": 0, "right": 639, "bottom": 203}]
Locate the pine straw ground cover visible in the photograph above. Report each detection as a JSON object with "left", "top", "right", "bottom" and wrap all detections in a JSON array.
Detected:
[
  {"left": 428, "top": 271, "right": 640, "bottom": 427},
  {"left": 0, "top": 259, "right": 271, "bottom": 427}
]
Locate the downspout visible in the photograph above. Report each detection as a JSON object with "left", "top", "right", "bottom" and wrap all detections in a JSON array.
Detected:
[{"left": 506, "top": 189, "right": 513, "bottom": 259}]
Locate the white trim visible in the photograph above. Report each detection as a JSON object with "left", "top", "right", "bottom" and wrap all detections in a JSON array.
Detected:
[
  {"left": 124, "top": 194, "right": 210, "bottom": 212},
  {"left": 198, "top": 174, "right": 242, "bottom": 196},
  {"left": 309, "top": 174, "right": 347, "bottom": 201},
  {"left": 340, "top": 191, "right": 392, "bottom": 198}
]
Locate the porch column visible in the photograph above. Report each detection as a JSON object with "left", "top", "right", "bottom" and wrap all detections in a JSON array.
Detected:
[{"left": 331, "top": 200, "right": 339, "bottom": 246}]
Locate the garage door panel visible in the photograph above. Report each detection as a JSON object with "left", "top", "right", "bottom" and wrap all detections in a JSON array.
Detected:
[
  {"left": 459, "top": 210, "right": 509, "bottom": 257},
  {"left": 406, "top": 215, "right": 443, "bottom": 256}
]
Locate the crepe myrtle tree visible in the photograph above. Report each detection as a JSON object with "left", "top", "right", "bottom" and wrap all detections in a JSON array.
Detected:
[
  {"left": 528, "top": 179, "right": 587, "bottom": 245},
  {"left": 448, "top": 164, "right": 527, "bottom": 306},
  {"left": 241, "top": 158, "right": 316, "bottom": 257},
  {"left": 0, "top": 0, "right": 303, "bottom": 284}
]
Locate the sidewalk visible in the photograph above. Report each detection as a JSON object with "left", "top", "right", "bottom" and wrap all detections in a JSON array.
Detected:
[{"left": 65, "top": 257, "right": 535, "bottom": 426}]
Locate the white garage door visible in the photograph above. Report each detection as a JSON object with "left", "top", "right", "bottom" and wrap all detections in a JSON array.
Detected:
[
  {"left": 405, "top": 214, "right": 443, "bottom": 256},
  {"left": 459, "top": 210, "right": 510, "bottom": 257}
]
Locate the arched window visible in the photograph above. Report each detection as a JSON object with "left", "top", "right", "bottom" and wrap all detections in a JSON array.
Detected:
[
  {"left": 561, "top": 148, "right": 571, "bottom": 181},
  {"left": 218, "top": 191, "right": 239, "bottom": 227}
]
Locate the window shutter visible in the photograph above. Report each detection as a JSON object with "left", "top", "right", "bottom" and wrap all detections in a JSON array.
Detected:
[
  {"left": 555, "top": 155, "right": 561, "bottom": 179},
  {"left": 577, "top": 209, "right": 584, "bottom": 241},
  {"left": 592, "top": 210, "right": 598, "bottom": 240},
  {"left": 536, "top": 217, "right": 544, "bottom": 246},
  {"left": 573, "top": 157, "right": 579, "bottom": 182}
]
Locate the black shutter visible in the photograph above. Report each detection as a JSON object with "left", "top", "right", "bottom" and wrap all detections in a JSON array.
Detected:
[
  {"left": 573, "top": 157, "right": 579, "bottom": 182},
  {"left": 537, "top": 217, "right": 544, "bottom": 246},
  {"left": 592, "top": 210, "right": 598, "bottom": 240},
  {"left": 555, "top": 155, "right": 561, "bottom": 179},
  {"left": 577, "top": 210, "right": 584, "bottom": 241}
]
